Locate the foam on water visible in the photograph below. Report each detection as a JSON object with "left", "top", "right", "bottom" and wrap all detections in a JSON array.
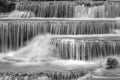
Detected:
[
  {"left": 0, "top": 34, "right": 120, "bottom": 79},
  {"left": 14, "top": 34, "right": 53, "bottom": 60},
  {"left": 8, "top": 10, "right": 35, "bottom": 18},
  {"left": 0, "top": 34, "right": 54, "bottom": 63},
  {"left": 0, "top": 34, "right": 99, "bottom": 69},
  {"left": 50, "top": 59, "right": 97, "bottom": 70}
]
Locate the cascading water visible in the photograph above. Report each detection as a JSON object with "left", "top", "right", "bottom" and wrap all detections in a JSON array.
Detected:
[
  {"left": 0, "top": 20, "right": 120, "bottom": 52},
  {"left": 1, "top": 33, "right": 118, "bottom": 62},
  {"left": 1, "top": 0, "right": 120, "bottom": 80},
  {"left": 75, "top": 4, "right": 106, "bottom": 18},
  {"left": 52, "top": 38, "right": 120, "bottom": 61},
  {"left": 1, "top": 27, "right": 120, "bottom": 61},
  {"left": 0, "top": 34, "right": 98, "bottom": 80},
  {"left": 1, "top": 34, "right": 119, "bottom": 79},
  {"left": 15, "top": 2, "right": 120, "bottom": 18},
  {"left": 16, "top": 2, "right": 75, "bottom": 18},
  {"left": 7, "top": 10, "right": 35, "bottom": 18},
  {"left": 0, "top": 34, "right": 56, "bottom": 63}
]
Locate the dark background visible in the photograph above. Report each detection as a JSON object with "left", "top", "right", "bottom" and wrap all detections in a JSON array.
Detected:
[{"left": 0, "top": 0, "right": 15, "bottom": 12}]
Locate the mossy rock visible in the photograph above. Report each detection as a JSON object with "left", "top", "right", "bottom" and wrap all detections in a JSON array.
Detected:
[{"left": 105, "top": 57, "right": 119, "bottom": 69}]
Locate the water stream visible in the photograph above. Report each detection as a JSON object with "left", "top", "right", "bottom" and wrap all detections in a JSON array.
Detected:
[
  {"left": 15, "top": 2, "right": 120, "bottom": 18},
  {"left": 0, "top": 20, "right": 120, "bottom": 52}
]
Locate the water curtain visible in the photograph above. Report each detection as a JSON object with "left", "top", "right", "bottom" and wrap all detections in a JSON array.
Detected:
[
  {"left": 75, "top": 4, "right": 106, "bottom": 18},
  {"left": 70, "top": 3, "right": 120, "bottom": 18},
  {"left": 52, "top": 39, "right": 120, "bottom": 61},
  {"left": 8, "top": 10, "right": 35, "bottom": 18},
  {"left": 15, "top": 2, "right": 120, "bottom": 18},
  {"left": 105, "top": 2, "right": 120, "bottom": 18},
  {"left": 16, "top": 2, "right": 75, "bottom": 18},
  {"left": 0, "top": 20, "right": 119, "bottom": 52}
]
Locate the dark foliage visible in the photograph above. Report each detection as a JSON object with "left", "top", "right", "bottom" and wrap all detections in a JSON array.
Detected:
[{"left": 0, "top": 0, "right": 15, "bottom": 12}]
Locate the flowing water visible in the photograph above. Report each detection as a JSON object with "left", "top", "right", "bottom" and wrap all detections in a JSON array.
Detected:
[
  {"left": 1, "top": 34, "right": 115, "bottom": 62},
  {"left": 52, "top": 38, "right": 120, "bottom": 61},
  {"left": 8, "top": 10, "right": 35, "bottom": 18},
  {"left": 15, "top": 2, "right": 120, "bottom": 18},
  {"left": 0, "top": 34, "right": 55, "bottom": 62},
  {"left": 16, "top": 2, "right": 75, "bottom": 18},
  {"left": 0, "top": 34, "right": 99, "bottom": 80},
  {"left": 0, "top": 19, "right": 120, "bottom": 52},
  {"left": 0, "top": 34, "right": 119, "bottom": 80},
  {"left": 1, "top": 1, "right": 120, "bottom": 80}
]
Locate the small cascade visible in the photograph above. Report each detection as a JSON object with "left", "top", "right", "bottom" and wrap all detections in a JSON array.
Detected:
[
  {"left": 0, "top": 71, "right": 89, "bottom": 80},
  {"left": 16, "top": 2, "right": 75, "bottom": 18},
  {"left": 15, "top": 2, "right": 120, "bottom": 18},
  {"left": 52, "top": 39, "right": 120, "bottom": 61},
  {"left": 0, "top": 20, "right": 120, "bottom": 52},
  {"left": 75, "top": 4, "right": 106, "bottom": 18},
  {"left": 105, "top": 2, "right": 120, "bottom": 18},
  {"left": 8, "top": 10, "right": 35, "bottom": 18},
  {"left": 1, "top": 0, "right": 120, "bottom": 80},
  {"left": 0, "top": 20, "right": 119, "bottom": 34}
]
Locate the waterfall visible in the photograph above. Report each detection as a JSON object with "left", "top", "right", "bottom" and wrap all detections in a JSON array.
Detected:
[
  {"left": 75, "top": 4, "right": 89, "bottom": 18},
  {"left": 0, "top": 21, "right": 48, "bottom": 52},
  {"left": 1, "top": 1, "right": 120, "bottom": 80},
  {"left": 105, "top": 3, "right": 120, "bottom": 18},
  {"left": 15, "top": 2, "right": 120, "bottom": 18},
  {"left": 8, "top": 10, "right": 35, "bottom": 18},
  {"left": 15, "top": 2, "right": 75, "bottom": 18},
  {"left": 75, "top": 5, "right": 106, "bottom": 18},
  {"left": 0, "top": 20, "right": 119, "bottom": 52},
  {"left": 53, "top": 39, "right": 120, "bottom": 61},
  {"left": 75, "top": 3, "right": 120, "bottom": 18},
  {"left": 2, "top": 33, "right": 118, "bottom": 62}
]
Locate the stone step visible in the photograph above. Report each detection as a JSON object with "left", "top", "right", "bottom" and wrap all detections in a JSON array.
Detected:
[
  {"left": 1, "top": 18, "right": 120, "bottom": 21},
  {"left": 52, "top": 34, "right": 120, "bottom": 41},
  {"left": 0, "top": 18, "right": 120, "bottom": 35}
]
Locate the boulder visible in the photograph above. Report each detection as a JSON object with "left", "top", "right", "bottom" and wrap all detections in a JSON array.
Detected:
[{"left": 105, "top": 57, "right": 119, "bottom": 69}]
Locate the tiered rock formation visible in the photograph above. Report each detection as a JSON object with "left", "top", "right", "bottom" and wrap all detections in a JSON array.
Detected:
[{"left": 0, "top": 0, "right": 120, "bottom": 80}]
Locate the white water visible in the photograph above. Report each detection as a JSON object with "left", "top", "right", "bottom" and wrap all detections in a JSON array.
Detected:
[
  {"left": 50, "top": 59, "right": 97, "bottom": 70},
  {"left": 0, "top": 34, "right": 119, "bottom": 80},
  {"left": 0, "top": 34, "right": 98, "bottom": 69},
  {"left": 8, "top": 10, "right": 35, "bottom": 18},
  {"left": 0, "top": 34, "right": 53, "bottom": 63}
]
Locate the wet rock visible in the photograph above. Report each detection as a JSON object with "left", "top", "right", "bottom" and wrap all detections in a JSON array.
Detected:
[{"left": 105, "top": 57, "right": 119, "bottom": 69}]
